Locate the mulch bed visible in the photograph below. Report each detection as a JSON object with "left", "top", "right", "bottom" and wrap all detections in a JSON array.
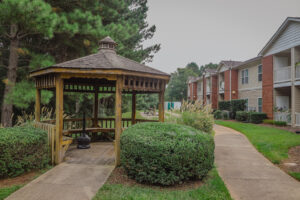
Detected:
[
  {"left": 0, "top": 171, "right": 38, "bottom": 187},
  {"left": 279, "top": 146, "right": 300, "bottom": 174},
  {"left": 106, "top": 167, "right": 204, "bottom": 191}
]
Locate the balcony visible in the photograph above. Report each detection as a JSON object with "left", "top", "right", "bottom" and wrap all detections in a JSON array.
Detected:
[
  {"left": 274, "top": 112, "right": 291, "bottom": 124},
  {"left": 219, "top": 81, "right": 224, "bottom": 93},
  {"left": 296, "top": 113, "right": 300, "bottom": 126},
  {"left": 296, "top": 65, "right": 300, "bottom": 80},
  {"left": 206, "top": 86, "right": 211, "bottom": 94},
  {"left": 274, "top": 66, "right": 291, "bottom": 82}
]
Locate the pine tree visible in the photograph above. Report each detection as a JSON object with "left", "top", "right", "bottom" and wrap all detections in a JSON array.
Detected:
[{"left": 0, "top": 0, "right": 58, "bottom": 126}]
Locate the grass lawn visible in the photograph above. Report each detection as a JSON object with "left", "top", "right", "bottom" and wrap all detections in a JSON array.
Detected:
[
  {"left": 0, "top": 185, "right": 22, "bottom": 200},
  {"left": 215, "top": 120, "right": 300, "bottom": 164},
  {"left": 0, "top": 167, "right": 52, "bottom": 200},
  {"left": 93, "top": 168, "right": 232, "bottom": 200}
]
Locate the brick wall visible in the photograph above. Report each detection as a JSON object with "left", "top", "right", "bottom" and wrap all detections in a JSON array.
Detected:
[
  {"left": 224, "top": 70, "right": 230, "bottom": 101},
  {"left": 262, "top": 55, "right": 274, "bottom": 119},
  {"left": 211, "top": 75, "right": 218, "bottom": 109},
  {"left": 231, "top": 69, "right": 239, "bottom": 100},
  {"left": 192, "top": 82, "right": 197, "bottom": 100}
]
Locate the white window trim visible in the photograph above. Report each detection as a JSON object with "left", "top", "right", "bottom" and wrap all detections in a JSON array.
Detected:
[
  {"left": 241, "top": 69, "right": 249, "bottom": 85},
  {"left": 258, "top": 97, "right": 263, "bottom": 113},
  {"left": 258, "top": 65, "right": 262, "bottom": 82}
]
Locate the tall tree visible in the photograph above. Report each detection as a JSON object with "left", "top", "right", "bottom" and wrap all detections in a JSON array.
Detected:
[{"left": 0, "top": 0, "right": 57, "bottom": 126}]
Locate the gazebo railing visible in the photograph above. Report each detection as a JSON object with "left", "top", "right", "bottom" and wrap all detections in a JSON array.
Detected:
[
  {"left": 41, "top": 117, "right": 158, "bottom": 131},
  {"left": 33, "top": 121, "right": 56, "bottom": 165}
]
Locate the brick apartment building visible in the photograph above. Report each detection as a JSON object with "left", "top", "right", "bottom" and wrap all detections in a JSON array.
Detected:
[{"left": 188, "top": 17, "right": 300, "bottom": 127}]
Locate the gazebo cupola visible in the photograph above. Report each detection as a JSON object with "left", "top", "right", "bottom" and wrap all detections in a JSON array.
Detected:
[
  {"left": 98, "top": 36, "right": 117, "bottom": 51},
  {"left": 30, "top": 36, "right": 170, "bottom": 166}
]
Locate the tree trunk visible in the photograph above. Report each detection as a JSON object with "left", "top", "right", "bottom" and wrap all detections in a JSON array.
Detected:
[{"left": 1, "top": 25, "right": 19, "bottom": 127}]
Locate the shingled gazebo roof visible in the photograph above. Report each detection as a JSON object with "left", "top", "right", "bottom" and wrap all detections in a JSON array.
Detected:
[{"left": 30, "top": 37, "right": 169, "bottom": 78}]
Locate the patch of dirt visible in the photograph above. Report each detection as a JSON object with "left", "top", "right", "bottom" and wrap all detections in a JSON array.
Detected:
[
  {"left": 107, "top": 167, "right": 204, "bottom": 191},
  {"left": 279, "top": 146, "right": 300, "bottom": 174},
  {"left": 0, "top": 171, "right": 38, "bottom": 187}
]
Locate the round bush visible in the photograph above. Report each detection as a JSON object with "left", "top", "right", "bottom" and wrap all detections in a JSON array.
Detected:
[{"left": 120, "top": 122, "right": 214, "bottom": 186}]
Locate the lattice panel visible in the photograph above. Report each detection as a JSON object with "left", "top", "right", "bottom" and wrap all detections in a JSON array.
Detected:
[{"left": 35, "top": 75, "right": 56, "bottom": 89}]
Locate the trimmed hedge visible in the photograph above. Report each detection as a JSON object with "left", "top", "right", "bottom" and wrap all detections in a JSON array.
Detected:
[
  {"left": 263, "top": 119, "right": 287, "bottom": 126},
  {"left": 218, "top": 100, "right": 247, "bottom": 119},
  {"left": 214, "top": 110, "right": 222, "bottom": 119},
  {"left": 249, "top": 112, "right": 267, "bottom": 124},
  {"left": 0, "top": 125, "right": 50, "bottom": 178},
  {"left": 218, "top": 101, "right": 231, "bottom": 111},
  {"left": 121, "top": 122, "right": 214, "bottom": 186},
  {"left": 235, "top": 111, "right": 249, "bottom": 122}
]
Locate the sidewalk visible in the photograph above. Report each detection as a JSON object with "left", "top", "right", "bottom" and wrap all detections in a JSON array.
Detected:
[
  {"left": 6, "top": 143, "right": 115, "bottom": 200},
  {"left": 214, "top": 125, "right": 300, "bottom": 200}
]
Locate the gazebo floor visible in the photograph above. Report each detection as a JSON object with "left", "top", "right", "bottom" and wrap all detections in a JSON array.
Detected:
[{"left": 64, "top": 142, "right": 115, "bottom": 165}]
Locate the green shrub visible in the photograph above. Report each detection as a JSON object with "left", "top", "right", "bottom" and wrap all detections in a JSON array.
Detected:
[
  {"left": 231, "top": 99, "right": 247, "bottom": 119},
  {"left": 235, "top": 111, "right": 249, "bottom": 122},
  {"left": 264, "top": 120, "right": 287, "bottom": 126},
  {"left": 218, "top": 101, "right": 231, "bottom": 111},
  {"left": 0, "top": 125, "right": 50, "bottom": 178},
  {"left": 274, "top": 121, "right": 287, "bottom": 126},
  {"left": 214, "top": 110, "right": 222, "bottom": 119},
  {"left": 121, "top": 122, "right": 215, "bottom": 186},
  {"left": 263, "top": 119, "right": 274, "bottom": 124},
  {"left": 222, "top": 110, "right": 230, "bottom": 120},
  {"left": 177, "top": 111, "right": 214, "bottom": 133},
  {"left": 249, "top": 112, "right": 267, "bottom": 124}
]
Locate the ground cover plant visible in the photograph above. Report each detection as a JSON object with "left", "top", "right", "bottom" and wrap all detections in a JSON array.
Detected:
[
  {"left": 0, "top": 125, "right": 50, "bottom": 178},
  {"left": 120, "top": 122, "right": 214, "bottom": 186},
  {"left": 215, "top": 120, "right": 300, "bottom": 164}
]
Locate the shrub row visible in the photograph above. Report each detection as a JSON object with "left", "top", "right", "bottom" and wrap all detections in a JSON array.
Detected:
[
  {"left": 236, "top": 111, "right": 267, "bottom": 124},
  {"left": 121, "top": 122, "right": 214, "bottom": 186},
  {"left": 214, "top": 110, "right": 230, "bottom": 120},
  {"left": 218, "top": 99, "right": 247, "bottom": 119},
  {"left": 263, "top": 119, "right": 287, "bottom": 126},
  {"left": 0, "top": 125, "right": 50, "bottom": 178}
]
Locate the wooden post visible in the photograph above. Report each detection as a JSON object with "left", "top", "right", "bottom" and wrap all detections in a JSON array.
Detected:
[
  {"left": 115, "top": 76, "right": 123, "bottom": 166},
  {"left": 158, "top": 89, "right": 165, "bottom": 122},
  {"left": 35, "top": 88, "right": 41, "bottom": 122},
  {"left": 93, "top": 86, "right": 99, "bottom": 127},
  {"left": 55, "top": 76, "right": 64, "bottom": 164},
  {"left": 131, "top": 92, "right": 136, "bottom": 125}
]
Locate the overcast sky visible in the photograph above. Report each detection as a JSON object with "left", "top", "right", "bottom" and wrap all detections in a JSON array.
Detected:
[{"left": 143, "top": 0, "right": 300, "bottom": 74}]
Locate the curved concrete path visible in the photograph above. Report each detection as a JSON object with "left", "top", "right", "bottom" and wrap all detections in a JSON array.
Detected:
[
  {"left": 214, "top": 125, "right": 300, "bottom": 200},
  {"left": 6, "top": 143, "right": 115, "bottom": 200}
]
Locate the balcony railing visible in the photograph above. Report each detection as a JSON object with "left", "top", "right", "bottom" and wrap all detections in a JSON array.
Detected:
[
  {"left": 296, "top": 113, "right": 300, "bottom": 126},
  {"left": 219, "top": 81, "right": 224, "bottom": 93},
  {"left": 206, "top": 86, "right": 211, "bottom": 94},
  {"left": 296, "top": 65, "right": 300, "bottom": 80},
  {"left": 274, "top": 112, "right": 291, "bottom": 124},
  {"left": 274, "top": 66, "right": 291, "bottom": 82}
]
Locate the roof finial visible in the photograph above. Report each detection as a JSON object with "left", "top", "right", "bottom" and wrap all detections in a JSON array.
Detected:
[{"left": 98, "top": 36, "right": 117, "bottom": 51}]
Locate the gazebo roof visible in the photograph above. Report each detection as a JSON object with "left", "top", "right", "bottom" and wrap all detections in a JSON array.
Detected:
[{"left": 30, "top": 37, "right": 169, "bottom": 78}]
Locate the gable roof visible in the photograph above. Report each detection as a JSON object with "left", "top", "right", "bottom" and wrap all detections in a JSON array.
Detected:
[
  {"left": 217, "top": 60, "right": 242, "bottom": 72},
  {"left": 258, "top": 17, "right": 300, "bottom": 56},
  {"left": 233, "top": 56, "right": 262, "bottom": 69}
]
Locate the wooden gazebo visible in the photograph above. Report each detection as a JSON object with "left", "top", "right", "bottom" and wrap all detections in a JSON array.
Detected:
[{"left": 30, "top": 37, "right": 170, "bottom": 165}]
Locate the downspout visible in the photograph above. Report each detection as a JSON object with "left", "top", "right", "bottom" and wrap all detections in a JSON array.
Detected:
[{"left": 229, "top": 67, "right": 232, "bottom": 101}]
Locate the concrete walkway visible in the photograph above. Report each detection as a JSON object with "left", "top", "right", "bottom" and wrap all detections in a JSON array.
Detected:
[
  {"left": 214, "top": 125, "right": 300, "bottom": 200},
  {"left": 6, "top": 143, "right": 115, "bottom": 200}
]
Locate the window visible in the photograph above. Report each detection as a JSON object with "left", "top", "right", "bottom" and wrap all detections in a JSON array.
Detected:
[
  {"left": 241, "top": 69, "right": 249, "bottom": 84},
  {"left": 258, "top": 65, "right": 262, "bottom": 82},
  {"left": 258, "top": 98, "right": 262, "bottom": 112}
]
